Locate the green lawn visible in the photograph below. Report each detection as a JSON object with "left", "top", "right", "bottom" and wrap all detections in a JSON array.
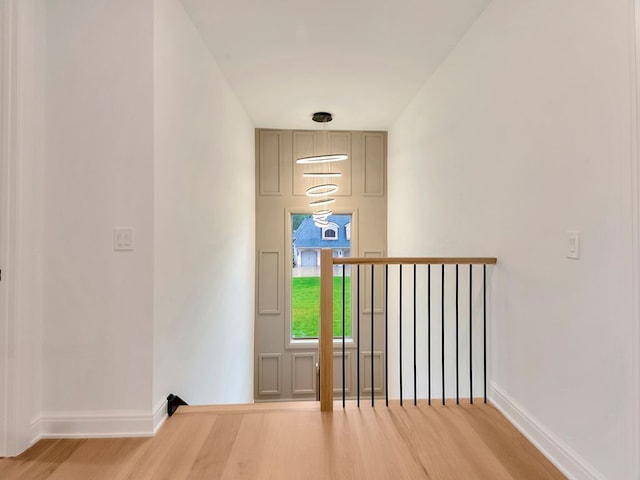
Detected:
[{"left": 292, "top": 276, "right": 352, "bottom": 339}]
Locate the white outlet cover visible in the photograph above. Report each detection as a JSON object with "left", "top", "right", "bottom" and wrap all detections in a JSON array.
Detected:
[
  {"left": 114, "top": 228, "right": 134, "bottom": 251},
  {"left": 567, "top": 230, "right": 580, "bottom": 259}
]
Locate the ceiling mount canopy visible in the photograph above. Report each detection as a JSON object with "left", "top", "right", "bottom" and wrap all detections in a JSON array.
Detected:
[{"left": 312, "top": 112, "right": 333, "bottom": 123}]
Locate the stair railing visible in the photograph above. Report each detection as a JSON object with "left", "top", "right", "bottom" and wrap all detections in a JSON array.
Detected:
[{"left": 319, "top": 249, "right": 497, "bottom": 412}]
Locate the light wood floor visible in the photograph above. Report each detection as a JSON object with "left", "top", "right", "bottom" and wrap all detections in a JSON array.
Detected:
[{"left": 0, "top": 400, "right": 566, "bottom": 480}]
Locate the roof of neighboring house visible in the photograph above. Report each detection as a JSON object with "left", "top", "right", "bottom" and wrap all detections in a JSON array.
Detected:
[{"left": 293, "top": 215, "right": 351, "bottom": 248}]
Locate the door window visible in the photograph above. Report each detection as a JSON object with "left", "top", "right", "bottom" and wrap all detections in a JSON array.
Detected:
[{"left": 291, "top": 213, "right": 352, "bottom": 339}]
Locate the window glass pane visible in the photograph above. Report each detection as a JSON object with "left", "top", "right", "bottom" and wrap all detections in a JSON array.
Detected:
[{"left": 292, "top": 214, "right": 352, "bottom": 339}]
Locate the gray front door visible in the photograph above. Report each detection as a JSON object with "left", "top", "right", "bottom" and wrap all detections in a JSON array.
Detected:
[{"left": 254, "top": 128, "right": 388, "bottom": 402}]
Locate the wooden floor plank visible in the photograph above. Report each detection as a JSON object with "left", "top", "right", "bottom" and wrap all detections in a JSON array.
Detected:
[
  {"left": 389, "top": 405, "right": 476, "bottom": 480},
  {"left": 458, "top": 402, "right": 567, "bottom": 480},
  {"left": 318, "top": 410, "right": 366, "bottom": 480},
  {"left": 258, "top": 411, "right": 323, "bottom": 479},
  {"left": 45, "top": 438, "right": 149, "bottom": 480},
  {"left": 122, "top": 413, "right": 216, "bottom": 480},
  {"left": 187, "top": 414, "right": 243, "bottom": 479},
  {"left": 0, "top": 401, "right": 567, "bottom": 480},
  {"left": 425, "top": 404, "right": 514, "bottom": 480},
  {"left": 219, "top": 412, "right": 271, "bottom": 480},
  {"left": 0, "top": 439, "right": 84, "bottom": 480},
  {"left": 353, "top": 407, "right": 430, "bottom": 479},
  {"left": 177, "top": 401, "right": 319, "bottom": 415}
]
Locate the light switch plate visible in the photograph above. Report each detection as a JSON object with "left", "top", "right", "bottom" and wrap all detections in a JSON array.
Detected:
[
  {"left": 567, "top": 230, "right": 580, "bottom": 259},
  {"left": 114, "top": 228, "right": 134, "bottom": 251}
]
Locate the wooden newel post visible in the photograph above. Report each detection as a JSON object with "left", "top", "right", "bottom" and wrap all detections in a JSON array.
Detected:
[{"left": 320, "top": 248, "right": 334, "bottom": 411}]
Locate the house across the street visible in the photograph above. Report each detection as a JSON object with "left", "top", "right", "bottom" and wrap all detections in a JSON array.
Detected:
[{"left": 293, "top": 215, "right": 351, "bottom": 267}]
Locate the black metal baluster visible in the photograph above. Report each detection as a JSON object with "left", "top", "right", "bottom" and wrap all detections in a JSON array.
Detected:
[
  {"left": 385, "top": 264, "right": 389, "bottom": 407},
  {"left": 455, "top": 264, "right": 459, "bottom": 405},
  {"left": 371, "top": 263, "right": 375, "bottom": 407},
  {"left": 428, "top": 264, "right": 431, "bottom": 406},
  {"left": 469, "top": 265, "right": 473, "bottom": 405},
  {"left": 441, "top": 264, "right": 445, "bottom": 406},
  {"left": 413, "top": 264, "right": 417, "bottom": 406},
  {"left": 483, "top": 264, "right": 487, "bottom": 404},
  {"left": 399, "top": 264, "right": 403, "bottom": 406},
  {"left": 357, "top": 264, "right": 361, "bottom": 408},
  {"left": 342, "top": 265, "right": 346, "bottom": 409}
]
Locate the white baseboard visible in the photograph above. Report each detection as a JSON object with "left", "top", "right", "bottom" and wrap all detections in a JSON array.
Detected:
[
  {"left": 37, "top": 410, "right": 156, "bottom": 439},
  {"left": 153, "top": 398, "right": 168, "bottom": 434},
  {"left": 30, "top": 417, "right": 42, "bottom": 447},
  {"left": 490, "top": 383, "right": 605, "bottom": 480},
  {"left": 27, "top": 400, "right": 169, "bottom": 443},
  {"left": 28, "top": 398, "right": 170, "bottom": 442}
]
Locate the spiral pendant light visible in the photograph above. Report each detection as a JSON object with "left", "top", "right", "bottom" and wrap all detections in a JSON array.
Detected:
[{"left": 297, "top": 112, "right": 347, "bottom": 224}]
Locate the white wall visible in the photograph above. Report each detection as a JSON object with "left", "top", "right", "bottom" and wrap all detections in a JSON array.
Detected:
[
  {"left": 44, "top": 0, "right": 155, "bottom": 418},
  {"left": 0, "top": 0, "right": 254, "bottom": 451},
  {"left": 153, "top": 0, "right": 255, "bottom": 406},
  {"left": 388, "top": 0, "right": 637, "bottom": 479}
]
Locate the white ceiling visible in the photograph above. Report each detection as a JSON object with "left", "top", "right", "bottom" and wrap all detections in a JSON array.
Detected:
[{"left": 180, "top": 0, "right": 491, "bottom": 131}]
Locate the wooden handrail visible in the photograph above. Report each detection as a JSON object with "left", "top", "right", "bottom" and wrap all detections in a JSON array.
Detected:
[
  {"left": 333, "top": 257, "right": 497, "bottom": 265},
  {"left": 319, "top": 249, "right": 334, "bottom": 412}
]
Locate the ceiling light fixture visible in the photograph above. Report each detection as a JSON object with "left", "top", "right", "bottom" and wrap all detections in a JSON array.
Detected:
[
  {"left": 302, "top": 112, "right": 344, "bottom": 225},
  {"left": 303, "top": 172, "right": 342, "bottom": 178},
  {"left": 309, "top": 197, "right": 335, "bottom": 207},
  {"left": 296, "top": 154, "right": 348, "bottom": 164},
  {"left": 312, "top": 209, "right": 332, "bottom": 219},
  {"left": 306, "top": 184, "right": 338, "bottom": 197},
  {"left": 314, "top": 218, "right": 329, "bottom": 227}
]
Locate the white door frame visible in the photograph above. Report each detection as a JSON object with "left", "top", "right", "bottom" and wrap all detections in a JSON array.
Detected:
[
  {"left": 632, "top": 2, "right": 640, "bottom": 477},
  {"left": 0, "top": 0, "right": 43, "bottom": 456},
  {"left": 0, "top": 0, "right": 17, "bottom": 457}
]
